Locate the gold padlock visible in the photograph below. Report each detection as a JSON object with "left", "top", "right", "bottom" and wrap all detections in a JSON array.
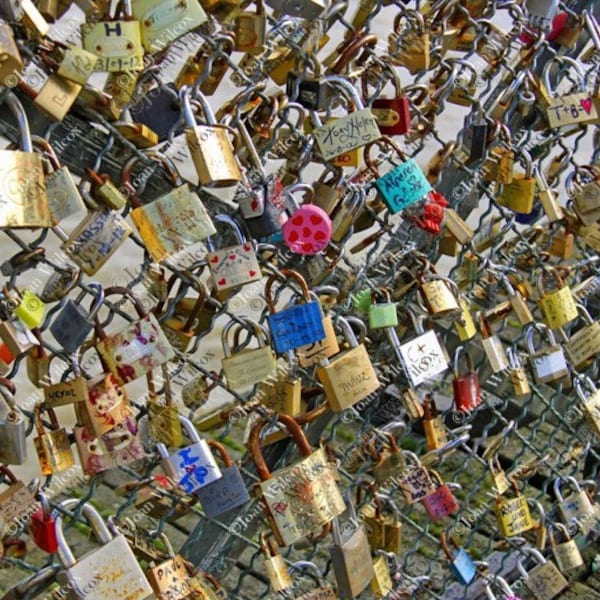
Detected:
[
  {"left": 495, "top": 480, "right": 534, "bottom": 537},
  {"left": 537, "top": 269, "right": 578, "bottom": 330},
  {"left": 33, "top": 402, "right": 75, "bottom": 475}
]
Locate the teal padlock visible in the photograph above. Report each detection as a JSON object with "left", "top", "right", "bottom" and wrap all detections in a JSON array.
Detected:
[{"left": 369, "top": 289, "right": 398, "bottom": 329}]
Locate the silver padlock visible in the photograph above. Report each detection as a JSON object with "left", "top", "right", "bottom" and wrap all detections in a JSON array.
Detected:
[
  {"left": 55, "top": 498, "right": 154, "bottom": 600},
  {"left": 517, "top": 548, "right": 568, "bottom": 600},
  {"left": 554, "top": 476, "right": 597, "bottom": 531},
  {"left": 49, "top": 283, "right": 104, "bottom": 354},
  {"left": 526, "top": 324, "right": 569, "bottom": 385},
  {"left": 480, "top": 313, "right": 509, "bottom": 373},
  {"left": 525, "top": 0, "right": 560, "bottom": 30},
  {"left": 157, "top": 416, "right": 222, "bottom": 494},
  {"left": 549, "top": 522, "right": 584, "bottom": 573},
  {"left": 0, "top": 379, "right": 26, "bottom": 465}
]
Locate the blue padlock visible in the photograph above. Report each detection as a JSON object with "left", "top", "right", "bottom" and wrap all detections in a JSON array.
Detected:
[{"left": 441, "top": 533, "right": 477, "bottom": 585}]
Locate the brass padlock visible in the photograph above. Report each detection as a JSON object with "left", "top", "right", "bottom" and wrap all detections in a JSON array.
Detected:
[
  {"left": 507, "top": 348, "right": 531, "bottom": 397},
  {"left": 517, "top": 548, "right": 568, "bottom": 600},
  {"left": 494, "top": 479, "right": 534, "bottom": 537},
  {"left": 261, "top": 533, "right": 292, "bottom": 593},
  {"left": 233, "top": 0, "right": 265, "bottom": 54},
  {"left": 33, "top": 402, "right": 75, "bottom": 475},
  {"left": 537, "top": 269, "right": 579, "bottom": 330},
  {"left": 549, "top": 522, "right": 584, "bottom": 573},
  {"left": 423, "top": 394, "right": 448, "bottom": 451}
]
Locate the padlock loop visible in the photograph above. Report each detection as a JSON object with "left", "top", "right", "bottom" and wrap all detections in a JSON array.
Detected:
[
  {"left": 329, "top": 33, "right": 378, "bottom": 75},
  {"left": 248, "top": 413, "right": 313, "bottom": 481},
  {"left": 363, "top": 136, "right": 408, "bottom": 173},
  {"left": 553, "top": 475, "right": 583, "bottom": 503},
  {"left": 34, "top": 402, "right": 60, "bottom": 436},
  {"left": 548, "top": 522, "right": 572, "bottom": 548},
  {"left": 356, "top": 479, "right": 382, "bottom": 519},
  {"left": 0, "top": 465, "right": 18, "bottom": 484},
  {"left": 537, "top": 267, "right": 566, "bottom": 297},
  {"left": 207, "top": 440, "right": 234, "bottom": 468},
  {"left": 440, "top": 531, "right": 460, "bottom": 561},
  {"left": 453, "top": 346, "right": 474, "bottom": 378},
  {"left": 265, "top": 269, "right": 312, "bottom": 314},
  {"left": 93, "top": 285, "right": 147, "bottom": 340}
]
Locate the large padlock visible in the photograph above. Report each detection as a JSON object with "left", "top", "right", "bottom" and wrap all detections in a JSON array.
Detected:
[
  {"left": 249, "top": 413, "right": 345, "bottom": 547},
  {"left": 421, "top": 471, "right": 460, "bottom": 521},
  {"left": 55, "top": 498, "right": 154, "bottom": 599},
  {"left": 494, "top": 480, "right": 534, "bottom": 537},
  {"left": 316, "top": 316, "right": 380, "bottom": 412},
  {"left": 157, "top": 416, "right": 222, "bottom": 494},
  {"left": 95, "top": 287, "right": 175, "bottom": 385},
  {"left": 367, "top": 137, "right": 432, "bottom": 214},
  {"left": 526, "top": 324, "right": 569, "bottom": 385},
  {"left": 0, "top": 92, "right": 51, "bottom": 228},
  {"left": 182, "top": 87, "right": 243, "bottom": 187},
  {"left": 0, "top": 378, "right": 27, "bottom": 465},
  {"left": 266, "top": 269, "right": 326, "bottom": 354},
  {"left": 50, "top": 283, "right": 104, "bottom": 354},
  {"left": 441, "top": 533, "right": 476, "bottom": 585},
  {"left": 452, "top": 346, "right": 481, "bottom": 412},
  {"left": 549, "top": 522, "right": 584, "bottom": 573},
  {"left": 33, "top": 402, "right": 75, "bottom": 475},
  {"left": 206, "top": 214, "right": 262, "bottom": 296},
  {"left": 329, "top": 494, "right": 375, "bottom": 599},
  {"left": 221, "top": 318, "right": 276, "bottom": 390},
  {"left": 195, "top": 440, "right": 250, "bottom": 518},
  {"left": 517, "top": 548, "right": 568, "bottom": 600}
]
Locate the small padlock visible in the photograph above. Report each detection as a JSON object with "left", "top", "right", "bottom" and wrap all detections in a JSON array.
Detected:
[
  {"left": 480, "top": 313, "right": 509, "bottom": 373},
  {"left": 517, "top": 548, "right": 568, "bottom": 600},
  {"left": 441, "top": 532, "right": 477, "bottom": 585},
  {"left": 0, "top": 379, "right": 27, "bottom": 465},
  {"left": 85, "top": 168, "right": 128, "bottom": 210},
  {"left": 370, "top": 61, "right": 411, "bottom": 135},
  {"left": 454, "top": 297, "right": 478, "bottom": 341},
  {"left": 10, "top": 288, "right": 45, "bottom": 330},
  {"left": 495, "top": 479, "right": 534, "bottom": 537},
  {"left": 0, "top": 319, "right": 37, "bottom": 358},
  {"left": 83, "top": 372, "right": 132, "bottom": 437},
  {"left": 534, "top": 166, "right": 564, "bottom": 222},
  {"left": 452, "top": 346, "right": 481, "bottom": 412},
  {"left": 43, "top": 355, "right": 89, "bottom": 408},
  {"left": 575, "top": 377, "right": 600, "bottom": 441},
  {"left": 147, "top": 366, "right": 183, "bottom": 448},
  {"left": 563, "top": 304, "right": 600, "bottom": 368},
  {"left": 422, "top": 394, "right": 448, "bottom": 451},
  {"left": 507, "top": 348, "right": 531, "bottom": 397},
  {"left": 526, "top": 324, "right": 569, "bottom": 385},
  {"left": 28, "top": 492, "right": 58, "bottom": 554},
  {"left": 554, "top": 475, "right": 597, "bottom": 530},
  {"left": 372, "top": 429, "right": 407, "bottom": 484},
  {"left": 421, "top": 471, "right": 460, "bottom": 521},
  {"left": 261, "top": 533, "right": 293, "bottom": 593},
  {"left": 221, "top": 318, "right": 276, "bottom": 390},
  {"left": 50, "top": 283, "right": 104, "bottom": 354},
  {"left": 417, "top": 270, "right": 461, "bottom": 317},
  {"left": 290, "top": 561, "right": 337, "bottom": 600},
  {"left": 287, "top": 54, "right": 327, "bottom": 111},
  {"left": 497, "top": 149, "right": 537, "bottom": 214},
  {"left": 501, "top": 274, "right": 533, "bottom": 325},
  {"left": 257, "top": 354, "right": 302, "bottom": 416},
  {"left": 368, "top": 288, "right": 398, "bottom": 330},
  {"left": 157, "top": 416, "right": 222, "bottom": 494},
  {"left": 388, "top": 10, "right": 430, "bottom": 73},
  {"left": 370, "top": 553, "right": 393, "bottom": 598},
  {"left": 549, "top": 522, "right": 584, "bottom": 573},
  {"left": 357, "top": 481, "right": 387, "bottom": 552},
  {"left": 488, "top": 457, "right": 510, "bottom": 495},
  {"left": 33, "top": 402, "right": 75, "bottom": 475},
  {"left": 398, "top": 451, "right": 435, "bottom": 504},
  {"left": 0, "top": 465, "right": 37, "bottom": 533}
]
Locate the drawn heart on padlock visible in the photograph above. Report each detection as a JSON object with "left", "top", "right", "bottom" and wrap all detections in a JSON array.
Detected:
[
  {"left": 580, "top": 98, "right": 593, "bottom": 114},
  {"left": 282, "top": 205, "right": 332, "bottom": 256}
]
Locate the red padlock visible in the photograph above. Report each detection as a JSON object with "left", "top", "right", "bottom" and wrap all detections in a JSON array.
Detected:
[
  {"left": 369, "top": 63, "right": 411, "bottom": 135},
  {"left": 28, "top": 493, "right": 58, "bottom": 553},
  {"left": 452, "top": 346, "right": 481, "bottom": 412},
  {"left": 421, "top": 471, "right": 460, "bottom": 521}
]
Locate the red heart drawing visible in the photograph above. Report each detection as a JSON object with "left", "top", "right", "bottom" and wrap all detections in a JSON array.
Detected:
[
  {"left": 581, "top": 98, "right": 593, "bottom": 114},
  {"left": 314, "top": 230, "right": 327, "bottom": 241},
  {"left": 288, "top": 230, "right": 299, "bottom": 242},
  {"left": 250, "top": 198, "right": 259, "bottom": 211},
  {"left": 310, "top": 214, "right": 323, "bottom": 225},
  {"left": 303, "top": 227, "right": 312, "bottom": 238},
  {"left": 249, "top": 270, "right": 257, "bottom": 277},
  {"left": 210, "top": 255, "right": 219, "bottom": 263},
  {"left": 218, "top": 278, "right": 226, "bottom": 286},
  {"left": 243, "top": 244, "right": 251, "bottom": 251},
  {"left": 292, "top": 215, "right": 304, "bottom": 226},
  {"left": 229, "top": 255, "right": 236, "bottom": 260}
]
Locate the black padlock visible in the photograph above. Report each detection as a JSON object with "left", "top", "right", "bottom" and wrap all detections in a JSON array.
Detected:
[{"left": 49, "top": 283, "right": 104, "bottom": 354}]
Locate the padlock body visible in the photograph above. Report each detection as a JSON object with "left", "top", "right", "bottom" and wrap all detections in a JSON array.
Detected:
[
  {"left": 330, "top": 524, "right": 374, "bottom": 599},
  {"left": 450, "top": 548, "right": 477, "bottom": 585},
  {"left": 162, "top": 440, "right": 222, "bottom": 494},
  {"left": 421, "top": 484, "right": 459, "bottom": 521},
  {"left": 29, "top": 506, "right": 58, "bottom": 553},
  {"left": 453, "top": 373, "right": 481, "bottom": 412},
  {"left": 368, "top": 302, "right": 398, "bottom": 329},
  {"left": 195, "top": 465, "right": 251, "bottom": 518},
  {"left": 222, "top": 346, "right": 277, "bottom": 390},
  {"left": 371, "top": 96, "right": 411, "bottom": 135},
  {"left": 375, "top": 159, "right": 432, "bottom": 214},
  {"left": 50, "top": 299, "right": 93, "bottom": 353}
]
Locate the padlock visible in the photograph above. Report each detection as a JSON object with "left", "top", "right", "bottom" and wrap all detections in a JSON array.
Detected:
[
  {"left": 33, "top": 68, "right": 82, "bottom": 122},
  {"left": 50, "top": 283, "right": 104, "bottom": 354},
  {"left": 0, "top": 465, "right": 37, "bottom": 534},
  {"left": 569, "top": 167, "right": 600, "bottom": 224},
  {"left": 0, "top": 319, "right": 37, "bottom": 358},
  {"left": 265, "top": 0, "right": 325, "bottom": 19},
  {"left": 423, "top": 394, "right": 448, "bottom": 451},
  {"left": 454, "top": 297, "right": 478, "bottom": 341},
  {"left": 370, "top": 61, "right": 411, "bottom": 135},
  {"left": 554, "top": 475, "right": 597, "bottom": 529},
  {"left": 330, "top": 189, "right": 367, "bottom": 243},
  {"left": 368, "top": 288, "right": 398, "bottom": 330},
  {"left": 576, "top": 377, "right": 600, "bottom": 441},
  {"left": 83, "top": 371, "right": 132, "bottom": 437},
  {"left": 132, "top": 0, "right": 207, "bottom": 52},
  {"left": 182, "top": 87, "right": 243, "bottom": 187},
  {"left": 43, "top": 355, "right": 89, "bottom": 407},
  {"left": 317, "top": 317, "right": 380, "bottom": 412},
  {"left": 480, "top": 313, "right": 509, "bottom": 373},
  {"left": 357, "top": 481, "right": 387, "bottom": 551},
  {"left": 488, "top": 457, "right": 510, "bottom": 495},
  {"left": 542, "top": 57, "right": 600, "bottom": 128},
  {"left": 396, "top": 311, "right": 449, "bottom": 387},
  {"left": 372, "top": 429, "right": 407, "bottom": 484},
  {"left": 8, "top": 287, "right": 45, "bottom": 330},
  {"left": 507, "top": 348, "right": 531, "bottom": 397},
  {"left": 290, "top": 561, "right": 337, "bottom": 600},
  {"left": 0, "top": 379, "right": 27, "bottom": 465},
  {"left": 497, "top": 149, "right": 536, "bottom": 214},
  {"left": 417, "top": 268, "right": 461, "bottom": 317},
  {"left": 517, "top": 548, "right": 568, "bottom": 600},
  {"left": 398, "top": 451, "right": 435, "bottom": 504},
  {"left": 500, "top": 274, "right": 533, "bottom": 325},
  {"left": 312, "top": 167, "right": 345, "bottom": 216},
  {"left": 56, "top": 44, "right": 98, "bottom": 85},
  {"left": 495, "top": 479, "right": 534, "bottom": 537},
  {"left": 33, "top": 402, "right": 75, "bottom": 475},
  {"left": 157, "top": 416, "right": 222, "bottom": 494},
  {"left": 421, "top": 471, "right": 460, "bottom": 521},
  {"left": 483, "top": 574, "right": 522, "bottom": 600},
  {"left": 265, "top": 269, "right": 326, "bottom": 354},
  {"left": 526, "top": 324, "right": 569, "bottom": 385},
  {"left": 361, "top": 491, "right": 402, "bottom": 555},
  {"left": 535, "top": 166, "right": 564, "bottom": 222},
  {"left": 549, "top": 522, "right": 584, "bottom": 573},
  {"left": 260, "top": 532, "right": 292, "bottom": 593},
  {"left": 85, "top": 168, "right": 128, "bottom": 210},
  {"left": 537, "top": 269, "right": 578, "bottom": 329},
  {"left": 563, "top": 304, "right": 600, "bottom": 368},
  {"left": 441, "top": 532, "right": 477, "bottom": 585},
  {"left": 312, "top": 75, "right": 381, "bottom": 161},
  {"left": 483, "top": 126, "right": 515, "bottom": 184},
  {"left": 81, "top": 1, "right": 144, "bottom": 71},
  {"left": 232, "top": 0, "right": 265, "bottom": 54},
  {"left": 249, "top": 413, "right": 345, "bottom": 547},
  {"left": 33, "top": 136, "right": 86, "bottom": 225},
  {"left": 55, "top": 499, "right": 154, "bottom": 599},
  {"left": 114, "top": 122, "right": 159, "bottom": 148},
  {"left": 58, "top": 209, "right": 132, "bottom": 275},
  {"left": 366, "top": 137, "right": 433, "bottom": 214},
  {"left": 452, "top": 346, "right": 481, "bottom": 412},
  {"left": 370, "top": 553, "right": 393, "bottom": 598},
  {"left": 329, "top": 494, "right": 375, "bottom": 599},
  {"left": 388, "top": 10, "right": 430, "bottom": 73},
  {"left": 95, "top": 287, "right": 176, "bottom": 385},
  {"left": 147, "top": 366, "right": 183, "bottom": 448},
  {"left": 195, "top": 440, "right": 250, "bottom": 519},
  {"left": 146, "top": 534, "right": 201, "bottom": 600},
  {"left": 221, "top": 318, "right": 276, "bottom": 390},
  {"left": 0, "top": 92, "right": 51, "bottom": 228},
  {"left": 258, "top": 354, "right": 302, "bottom": 416},
  {"left": 28, "top": 492, "right": 58, "bottom": 554},
  {"left": 26, "top": 337, "right": 50, "bottom": 388},
  {"left": 206, "top": 214, "right": 262, "bottom": 296}
]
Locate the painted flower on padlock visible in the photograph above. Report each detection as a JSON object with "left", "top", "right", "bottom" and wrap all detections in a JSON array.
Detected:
[
  {"left": 207, "top": 243, "right": 262, "bottom": 292},
  {"left": 85, "top": 374, "right": 132, "bottom": 437}
]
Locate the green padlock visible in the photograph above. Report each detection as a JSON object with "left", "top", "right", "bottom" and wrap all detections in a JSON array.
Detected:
[
  {"left": 369, "top": 288, "right": 398, "bottom": 329},
  {"left": 11, "top": 288, "right": 46, "bottom": 330}
]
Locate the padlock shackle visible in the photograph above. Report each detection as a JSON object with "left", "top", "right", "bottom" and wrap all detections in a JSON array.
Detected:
[
  {"left": 453, "top": 346, "right": 474, "bottom": 378},
  {"left": 439, "top": 531, "right": 460, "bottom": 561},
  {"left": 329, "top": 33, "right": 378, "bottom": 75},
  {"left": 34, "top": 402, "right": 60, "bottom": 436},
  {"left": 93, "top": 285, "right": 147, "bottom": 340},
  {"left": 207, "top": 440, "right": 233, "bottom": 468},
  {"left": 4, "top": 92, "right": 33, "bottom": 152},
  {"left": 363, "top": 136, "right": 408, "bottom": 175},
  {"left": 248, "top": 413, "right": 313, "bottom": 481},
  {"left": 548, "top": 521, "right": 571, "bottom": 547},
  {"left": 0, "top": 465, "right": 18, "bottom": 484},
  {"left": 355, "top": 479, "right": 382, "bottom": 518},
  {"left": 265, "top": 269, "right": 312, "bottom": 314},
  {"left": 537, "top": 267, "right": 566, "bottom": 297},
  {"left": 553, "top": 475, "right": 583, "bottom": 502}
]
